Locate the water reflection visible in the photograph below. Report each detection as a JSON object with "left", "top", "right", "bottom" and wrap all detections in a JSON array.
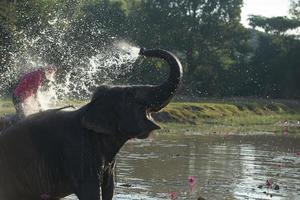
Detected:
[
  {"left": 114, "top": 134, "right": 300, "bottom": 200},
  {"left": 63, "top": 134, "right": 300, "bottom": 200}
]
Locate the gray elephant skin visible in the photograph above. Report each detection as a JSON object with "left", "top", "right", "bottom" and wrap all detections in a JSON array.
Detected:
[{"left": 0, "top": 48, "right": 182, "bottom": 200}]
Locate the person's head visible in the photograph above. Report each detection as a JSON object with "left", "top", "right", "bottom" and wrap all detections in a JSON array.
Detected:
[{"left": 44, "top": 65, "right": 57, "bottom": 80}]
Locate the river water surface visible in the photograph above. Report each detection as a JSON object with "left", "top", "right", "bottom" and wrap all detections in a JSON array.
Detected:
[
  {"left": 115, "top": 134, "right": 300, "bottom": 200},
  {"left": 66, "top": 134, "right": 300, "bottom": 200}
]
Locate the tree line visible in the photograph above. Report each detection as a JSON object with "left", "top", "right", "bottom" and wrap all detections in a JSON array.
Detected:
[{"left": 0, "top": 0, "right": 300, "bottom": 99}]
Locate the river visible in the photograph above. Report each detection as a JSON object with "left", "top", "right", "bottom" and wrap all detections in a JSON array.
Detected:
[{"left": 65, "top": 134, "right": 300, "bottom": 200}]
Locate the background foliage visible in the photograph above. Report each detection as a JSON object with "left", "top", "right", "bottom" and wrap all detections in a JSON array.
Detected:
[{"left": 0, "top": 0, "right": 300, "bottom": 99}]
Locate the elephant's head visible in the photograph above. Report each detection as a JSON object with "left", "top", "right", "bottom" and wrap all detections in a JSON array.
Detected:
[{"left": 81, "top": 48, "right": 183, "bottom": 139}]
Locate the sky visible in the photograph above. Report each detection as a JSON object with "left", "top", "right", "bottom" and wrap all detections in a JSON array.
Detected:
[{"left": 241, "top": 0, "right": 290, "bottom": 27}]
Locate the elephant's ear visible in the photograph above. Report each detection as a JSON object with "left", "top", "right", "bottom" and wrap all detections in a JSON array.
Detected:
[{"left": 81, "top": 101, "right": 117, "bottom": 135}]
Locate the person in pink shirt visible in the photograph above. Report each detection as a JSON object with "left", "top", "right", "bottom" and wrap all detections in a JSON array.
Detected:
[
  {"left": 0, "top": 65, "right": 57, "bottom": 131},
  {"left": 12, "top": 65, "right": 57, "bottom": 118}
]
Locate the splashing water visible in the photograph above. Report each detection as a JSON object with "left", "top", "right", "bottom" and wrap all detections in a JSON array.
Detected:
[
  {"left": 36, "top": 41, "right": 140, "bottom": 111},
  {"left": 52, "top": 41, "right": 140, "bottom": 99},
  {"left": 0, "top": 12, "right": 141, "bottom": 113},
  {"left": 0, "top": 8, "right": 142, "bottom": 114}
]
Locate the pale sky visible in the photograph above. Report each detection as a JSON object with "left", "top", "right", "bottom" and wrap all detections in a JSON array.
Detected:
[{"left": 241, "top": 0, "right": 290, "bottom": 27}]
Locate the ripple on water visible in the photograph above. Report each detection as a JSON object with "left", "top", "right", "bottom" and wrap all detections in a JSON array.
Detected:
[
  {"left": 115, "top": 134, "right": 300, "bottom": 200},
  {"left": 61, "top": 135, "right": 300, "bottom": 199}
]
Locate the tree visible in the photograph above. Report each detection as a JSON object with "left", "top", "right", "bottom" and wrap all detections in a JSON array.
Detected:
[
  {"left": 127, "top": 0, "right": 246, "bottom": 96},
  {"left": 1, "top": 0, "right": 299, "bottom": 98},
  {"left": 0, "top": 0, "right": 16, "bottom": 72},
  {"left": 290, "top": 0, "right": 300, "bottom": 20},
  {"left": 248, "top": 15, "right": 300, "bottom": 35}
]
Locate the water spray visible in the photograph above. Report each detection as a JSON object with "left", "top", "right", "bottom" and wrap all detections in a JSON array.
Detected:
[{"left": 0, "top": 39, "right": 141, "bottom": 112}]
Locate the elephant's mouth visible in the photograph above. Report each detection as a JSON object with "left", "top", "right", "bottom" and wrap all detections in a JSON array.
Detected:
[
  {"left": 146, "top": 110, "right": 161, "bottom": 129},
  {"left": 146, "top": 110, "right": 154, "bottom": 122},
  {"left": 136, "top": 110, "right": 160, "bottom": 139}
]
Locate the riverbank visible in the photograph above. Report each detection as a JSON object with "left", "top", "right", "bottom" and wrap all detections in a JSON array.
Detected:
[
  {"left": 153, "top": 99, "right": 300, "bottom": 135},
  {"left": 1, "top": 98, "right": 300, "bottom": 135}
]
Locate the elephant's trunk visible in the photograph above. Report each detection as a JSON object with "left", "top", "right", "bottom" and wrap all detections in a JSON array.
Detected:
[{"left": 139, "top": 48, "right": 183, "bottom": 112}]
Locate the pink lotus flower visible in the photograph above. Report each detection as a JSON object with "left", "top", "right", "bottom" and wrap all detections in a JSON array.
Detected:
[
  {"left": 188, "top": 175, "right": 196, "bottom": 186},
  {"left": 266, "top": 179, "right": 273, "bottom": 188},
  {"left": 168, "top": 191, "right": 177, "bottom": 200}
]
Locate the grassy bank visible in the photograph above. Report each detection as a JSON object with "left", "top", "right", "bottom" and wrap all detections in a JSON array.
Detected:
[
  {"left": 153, "top": 99, "right": 300, "bottom": 135},
  {"left": 0, "top": 100, "right": 14, "bottom": 116},
  {"left": 1, "top": 99, "right": 300, "bottom": 135}
]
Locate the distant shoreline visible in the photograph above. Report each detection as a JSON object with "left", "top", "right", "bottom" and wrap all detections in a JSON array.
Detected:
[{"left": 153, "top": 99, "right": 300, "bottom": 136}]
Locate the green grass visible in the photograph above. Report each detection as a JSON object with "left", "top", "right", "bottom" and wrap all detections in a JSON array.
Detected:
[
  {"left": 0, "top": 99, "right": 86, "bottom": 116},
  {"left": 0, "top": 99, "right": 14, "bottom": 115},
  {"left": 154, "top": 100, "right": 300, "bottom": 135},
  {"left": 1, "top": 98, "right": 300, "bottom": 135}
]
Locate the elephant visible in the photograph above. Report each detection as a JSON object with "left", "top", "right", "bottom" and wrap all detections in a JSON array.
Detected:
[{"left": 0, "top": 48, "right": 183, "bottom": 200}]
